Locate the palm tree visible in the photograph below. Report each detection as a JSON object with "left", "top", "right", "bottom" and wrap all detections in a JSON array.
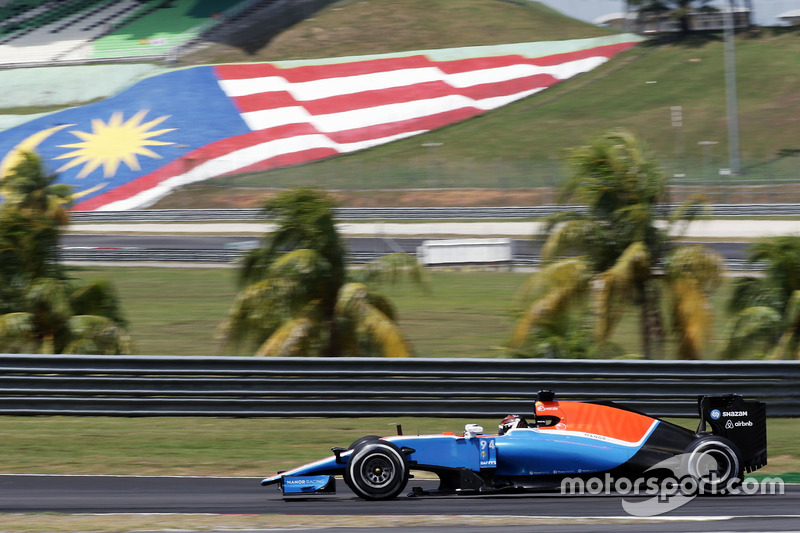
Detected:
[
  {"left": 219, "top": 188, "right": 423, "bottom": 357},
  {"left": 0, "top": 150, "right": 72, "bottom": 225},
  {"left": 536, "top": 130, "right": 669, "bottom": 358},
  {"left": 0, "top": 207, "right": 62, "bottom": 292},
  {"left": 0, "top": 150, "right": 133, "bottom": 355},
  {"left": 512, "top": 130, "right": 716, "bottom": 359},
  {"left": 0, "top": 277, "right": 133, "bottom": 354},
  {"left": 724, "top": 236, "right": 800, "bottom": 359}
]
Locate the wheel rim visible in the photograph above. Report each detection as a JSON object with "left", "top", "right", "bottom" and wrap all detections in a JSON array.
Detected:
[
  {"left": 361, "top": 455, "right": 394, "bottom": 488},
  {"left": 698, "top": 449, "right": 733, "bottom": 484},
  {"left": 689, "top": 443, "right": 738, "bottom": 490}
]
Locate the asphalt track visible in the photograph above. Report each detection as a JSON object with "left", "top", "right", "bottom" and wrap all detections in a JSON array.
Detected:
[{"left": 1, "top": 475, "right": 799, "bottom": 532}]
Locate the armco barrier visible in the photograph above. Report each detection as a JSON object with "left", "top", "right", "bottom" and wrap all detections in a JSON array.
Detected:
[
  {"left": 0, "top": 355, "right": 797, "bottom": 418},
  {"left": 68, "top": 204, "right": 800, "bottom": 223}
]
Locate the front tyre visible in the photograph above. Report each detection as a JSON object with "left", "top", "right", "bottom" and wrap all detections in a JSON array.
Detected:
[
  {"left": 347, "top": 435, "right": 381, "bottom": 450},
  {"left": 344, "top": 441, "right": 409, "bottom": 501},
  {"left": 685, "top": 437, "right": 742, "bottom": 495}
]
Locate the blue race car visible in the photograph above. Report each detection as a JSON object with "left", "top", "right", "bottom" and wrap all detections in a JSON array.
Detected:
[{"left": 262, "top": 391, "right": 767, "bottom": 500}]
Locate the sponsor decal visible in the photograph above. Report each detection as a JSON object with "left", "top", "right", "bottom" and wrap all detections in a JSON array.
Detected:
[
  {"left": 479, "top": 438, "right": 496, "bottom": 467},
  {"left": 722, "top": 410, "right": 748, "bottom": 417},
  {"left": 726, "top": 419, "right": 753, "bottom": 428},
  {"left": 285, "top": 478, "right": 316, "bottom": 485},
  {"left": 710, "top": 409, "right": 721, "bottom": 420}
]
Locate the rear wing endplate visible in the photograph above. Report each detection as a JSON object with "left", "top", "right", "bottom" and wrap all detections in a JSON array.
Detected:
[{"left": 697, "top": 394, "right": 767, "bottom": 473}]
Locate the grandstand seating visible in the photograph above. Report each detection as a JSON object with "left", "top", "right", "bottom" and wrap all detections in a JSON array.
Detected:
[
  {"left": 89, "top": 0, "right": 237, "bottom": 60},
  {"left": 0, "top": 0, "right": 143, "bottom": 63},
  {"left": 0, "top": 0, "right": 256, "bottom": 65}
]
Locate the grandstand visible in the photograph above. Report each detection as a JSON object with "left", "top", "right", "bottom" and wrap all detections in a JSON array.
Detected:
[{"left": 0, "top": 0, "right": 287, "bottom": 66}]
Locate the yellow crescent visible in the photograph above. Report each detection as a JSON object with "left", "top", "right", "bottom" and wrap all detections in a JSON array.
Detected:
[
  {"left": 70, "top": 182, "right": 107, "bottom": 200},
  {"left": 0, "top": 123, "right": 74, "bottom": 179}
]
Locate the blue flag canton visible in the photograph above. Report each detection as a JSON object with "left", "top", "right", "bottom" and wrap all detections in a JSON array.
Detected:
[{"left": 0, "top": 66, "right": 250, "bottom": 203}]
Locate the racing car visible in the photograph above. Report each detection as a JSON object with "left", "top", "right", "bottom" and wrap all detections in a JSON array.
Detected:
[{"left": 262, "top": 391, "right": 767, "bottom": 500}]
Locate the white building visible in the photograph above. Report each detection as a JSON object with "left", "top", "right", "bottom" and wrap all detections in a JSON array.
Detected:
[
  {"left": 777, "top": 9, "right": 800, "bottom": 25},
  {"left": 594, "top": 7, "right": 751, "bottom": 32}
]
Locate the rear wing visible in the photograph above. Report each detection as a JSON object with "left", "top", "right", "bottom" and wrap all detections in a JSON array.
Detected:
[{"left": 697, "top": 394, "right": 767, "bottom": 473}]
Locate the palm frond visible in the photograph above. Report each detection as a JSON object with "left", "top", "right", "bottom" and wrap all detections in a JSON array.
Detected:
[
  {"left": 666, "top": 245, "right": 724, "bottom": 291},
  {"left": 365, "top": 291, "right": 398, "bottom": 323},
  {"left": 510, "top": 258, "right": 592, "bottom": 348},
  {"left": 217, "top": 279, "right": 291, "bottom": 352},
  {"left": 356, "top": 303, "right": 413, "bottom": 357},
  {"left": 0, "top": 312, "right": 36, "bottom": 352},
  {"left": 664, "top": 245, "right": 724, "bottom": 359},
  {"left": 726, "top": 276, "right": 777, "bottom": 314},
  {"left": 69, "top": 279, "right": 127, "bottom": 327},
  {"left": 26, "top": 277, "right": 72, "bottom": 334},
  {"left": 63, "top": 315, "right": 134, "bottom": 355},
  {"left": 669, "top": 278, "right": 710, "bottom": 359},
  {"left": 721, "top": 306, "right": 782, "bottom": 359},
  {"left": 269, "top": 248, "right": 330, "bottom": 280},
  {"left": 335, "top": 282, "right": 412, "bottom": 357},
  {"left": 254, "top": 315, "right": 318, "bottom": 357},
  {"left": 541, "top": 219, "right": 591, "bottom": 263},
  {"left": 748, "top": 236, "right": 800, "bottom": 311},
  {"left": 594, "top": 242, "right": 650, "bottom": 341},
  {"left": 767, "top": 290, "right": 800, "bottom": 360},
  {"left": 237, "top": 245, "right": 276, "bottom": 286},
  {"left": 360, "top": 253, "right": 430, "bottom": 292}
]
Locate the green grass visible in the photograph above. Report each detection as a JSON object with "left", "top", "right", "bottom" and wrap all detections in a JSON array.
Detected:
[
  {"left": 0, "top": 415, "right": 494, "bottom": 476},
  {"left": 0, "top": 415, "right": 797, "bottom": 477},
  {"left": 68, "top": 266, "right": 537, "bottom": 357},
  {"left": 67, "top": 266, "right": 744, "bottom": 360},
  {"left": 68, "top": 266, "right": 241, "bottom": 356}
]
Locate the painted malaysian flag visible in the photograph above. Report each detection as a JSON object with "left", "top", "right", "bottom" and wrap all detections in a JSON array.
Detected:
[{"left": 0, "top": 35, "right": 640, "bottom": 211}]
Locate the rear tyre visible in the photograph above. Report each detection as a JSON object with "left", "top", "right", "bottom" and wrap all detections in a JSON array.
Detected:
[
  {"left": 684, "top": 437, "right": 742, "bottom": 495},
  {"left": 344, "top": 441, "right": 409, "bottom": 501}
]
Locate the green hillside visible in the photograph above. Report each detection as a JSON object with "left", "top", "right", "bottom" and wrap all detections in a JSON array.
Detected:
[
  {"left": 161, "top": 24, "right": 800, "bottom": 208},
  {"left": 158, "top": 2, "right": 800, "bottom": 208},
  {"left": 180, "top": 0, "right": 614, "bottom": 64}
]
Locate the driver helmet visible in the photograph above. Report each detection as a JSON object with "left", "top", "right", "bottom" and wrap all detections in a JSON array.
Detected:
[{"left": 499, "top": 414, "right": 527, "bottom": 435}]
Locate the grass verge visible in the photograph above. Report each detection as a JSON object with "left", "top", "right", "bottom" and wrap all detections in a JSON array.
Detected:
[
  {"left": 0, "top": 416, "right": 796, "bottom": 477},
  {"left": 67, "top": 266, "right": 746, "bottom": 359}
]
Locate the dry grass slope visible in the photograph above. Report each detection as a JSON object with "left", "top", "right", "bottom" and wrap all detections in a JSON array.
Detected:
[{"left": 180, "top": 0, "right": 613, "bottom": 64}]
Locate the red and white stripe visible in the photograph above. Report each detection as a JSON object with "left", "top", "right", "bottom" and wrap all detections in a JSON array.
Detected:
[{"left": 88, "top": 40, "right": 637, "bottom": 211}]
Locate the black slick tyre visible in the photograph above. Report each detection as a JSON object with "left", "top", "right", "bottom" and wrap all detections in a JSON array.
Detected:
[
  {"left": 684, "top": 437, "right": 742, "bottom": 495},
  {"left": 344, "top": 440, "right": 409, "bottom": 501},
  {"left": 347, "top": 435, "right": 380, "bottom": 450}
]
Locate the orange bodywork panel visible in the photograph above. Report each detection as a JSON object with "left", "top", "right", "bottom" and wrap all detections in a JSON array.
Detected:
[{"left": 535, "top": 400, "right": 657, "bottom": 444}]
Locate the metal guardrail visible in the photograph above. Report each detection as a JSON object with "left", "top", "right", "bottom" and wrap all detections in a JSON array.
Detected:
[
  {"left": 58, "top": 249, "right": 379, "bottom": 264},
  {"left": 57, "top": 249, "right": 759, "bottom": 271},
  {"left": 69, "top": 204, "right": 800, "bottom": 223},
  {"left": 1, "top": 355, "right": 797, "bottom": 418}
]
